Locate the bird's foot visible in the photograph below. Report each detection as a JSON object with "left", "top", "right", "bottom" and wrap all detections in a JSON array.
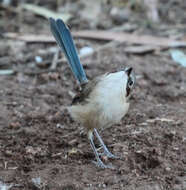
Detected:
[
  {"left": 99, "top": 150, "right": 119, "bottom": 159},
  {"left": 103, "top": 151, "right": 119, "bottom": 159},
  {"left": 92, "top": 160, "right": 114, "bottom": 169}
]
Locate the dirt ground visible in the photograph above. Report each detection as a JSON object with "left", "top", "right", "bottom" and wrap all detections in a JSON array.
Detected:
[{"left": 0, "top": 0, "right": 186, "bottom": 189}]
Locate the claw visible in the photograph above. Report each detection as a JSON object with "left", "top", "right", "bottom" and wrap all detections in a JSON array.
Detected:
[
  {"left": 89, "top": 130, "right": 115, "bottom": 169},
  {"left": 94, "top": 128, "right": 119, "bottom": 159},
  {"left": 103, "top": 151, "right": 119, "bottom": 159},
  {"left": 88, "top": 129, "right": 119, "bottom": 169},
  {"left": 92, "top": 160, "right": 114, "bottom": 169}
]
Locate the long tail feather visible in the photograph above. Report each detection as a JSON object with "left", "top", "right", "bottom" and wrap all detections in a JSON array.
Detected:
[{"left": 49, "top": 18, "right": 88, "bottom": 84}]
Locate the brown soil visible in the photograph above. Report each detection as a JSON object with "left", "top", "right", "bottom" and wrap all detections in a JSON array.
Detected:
[{"left": 0, "top": 1, "right": 186, "bottom": 189}]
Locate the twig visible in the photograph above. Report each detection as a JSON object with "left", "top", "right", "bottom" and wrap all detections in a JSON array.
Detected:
[
  {"left": 50, "top": 48, "right": 59, "bottom": 70},
  {"left": 55, "top": 40, "right": 121, "bottom": 66},
  {"left": 14, "top": 68, "right": 58, "bottom": 75},
  {"left": 19, "top": 41, "right": 121, "bottom": 75},
  {"left": 4, "top": 29, "right": 186, "bottom": 47}
]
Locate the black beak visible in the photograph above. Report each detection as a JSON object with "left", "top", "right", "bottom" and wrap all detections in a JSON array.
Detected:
[{"left": 125, "top": 67, "right": 133, "bottom": 76}]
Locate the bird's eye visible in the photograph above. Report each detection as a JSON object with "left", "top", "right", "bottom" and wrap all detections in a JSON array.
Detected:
[
  {"left": 128, "top": 78, "right": 134, "bottom": 88},
  {"left": 129, "top": 80, "right": 133, "bottom": 86}
]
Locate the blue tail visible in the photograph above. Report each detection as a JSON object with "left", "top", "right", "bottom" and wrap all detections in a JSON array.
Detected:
[{"left": 49, "top": 18, "right": 88, "bottom": 84}]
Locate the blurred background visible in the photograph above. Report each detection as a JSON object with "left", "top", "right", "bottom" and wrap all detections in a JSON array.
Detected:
[
  {"left": 1, "top": 0, "right": 186, "bottom": 75},
  {"left": 1, "top": 0, "right": 186, "bottom": 32}
]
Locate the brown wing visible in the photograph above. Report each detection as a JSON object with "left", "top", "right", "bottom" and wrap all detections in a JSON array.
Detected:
[{"left": 71, "top": 75, "right": 104, "bottom": 105}]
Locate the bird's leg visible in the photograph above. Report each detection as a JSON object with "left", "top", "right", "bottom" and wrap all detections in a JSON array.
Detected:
[
  {"left": 94, "top": 128, "right": 118, "bottom": 159},
  {"left": 88, "top": 130, "right": 112, "bottom": 169}
]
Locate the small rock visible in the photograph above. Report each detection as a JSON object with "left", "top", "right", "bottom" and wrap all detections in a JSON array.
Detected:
[
  {"left": 102, "top": 183, "right": 106, "bottom": 188},
  {"left": 80, "top": 46, "right": 94, "bottom": 56},
  {"left": 35, "top": 56, "right": 43, "bottom": 63},
  {"left": 110, "top": 7, "right": 130, "bottom": 24},
  {"left": 9, "top": 121, "right": 21, "bottom": 129},
  {"left": 56, "top": 123, "right": 65, "bottom": 129},
  {"left": 5, "top": 150, "right": 13, "bottom": 157},
  {"left": 165, "top": 167, "right": 171, "bottom": 171},
  {"left": 31, "top": 177, "right": 41, "bottom": 188}
]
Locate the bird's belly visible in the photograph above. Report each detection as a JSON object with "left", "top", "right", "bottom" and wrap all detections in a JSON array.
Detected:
[
  {"left": 101, "top": 102, "right": 130, "bottom": 127},
  {"left": 67, "top": 101, "right": 129, "bottom": 130}
]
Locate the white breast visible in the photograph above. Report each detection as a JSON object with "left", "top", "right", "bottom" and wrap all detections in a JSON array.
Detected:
[{"left": 89, "top": 71, "right": 129, "bottom": 125}]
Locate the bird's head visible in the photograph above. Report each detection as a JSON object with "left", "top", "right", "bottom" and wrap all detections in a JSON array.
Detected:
[
  {"left": 94, "top": 67, "right": 135, "bottom": 101},
  {"left": 124, "top": 67, "right": 135, "bottom": 98}
]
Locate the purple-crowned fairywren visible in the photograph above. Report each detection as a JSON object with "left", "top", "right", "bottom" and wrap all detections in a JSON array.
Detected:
[{"left": 49, "top": 18, "right": 135, "bottom": 168}]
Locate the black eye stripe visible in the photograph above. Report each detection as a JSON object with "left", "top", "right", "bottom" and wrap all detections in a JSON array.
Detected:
[
  {"left": 127, "top": 77, "right": 133, "bottom": 87},
  {"left": 129, "top": 80, "right": 133, "bottom": 86}
]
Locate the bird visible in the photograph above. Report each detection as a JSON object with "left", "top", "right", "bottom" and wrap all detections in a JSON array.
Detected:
[{"left": 49, "top": 18, "right": 135, "bottom": 169}]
